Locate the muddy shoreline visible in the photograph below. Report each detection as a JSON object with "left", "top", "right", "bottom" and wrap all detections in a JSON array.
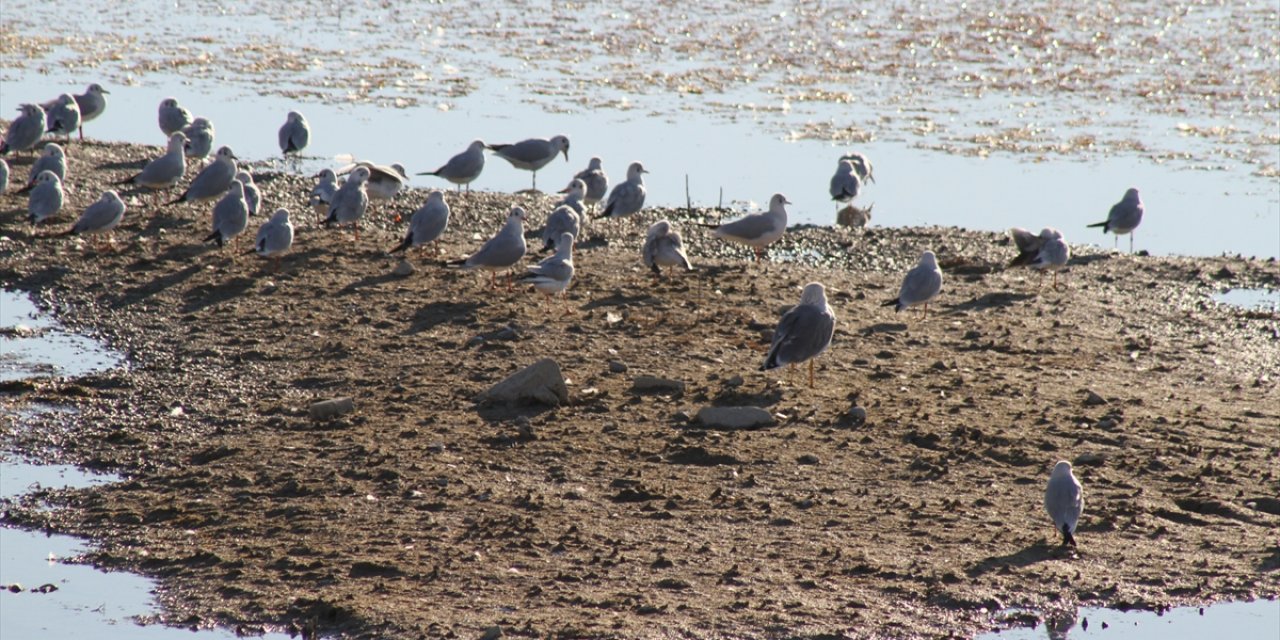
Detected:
[{"left": 1, "top": 140, "right": 1278, "bottom": 638}]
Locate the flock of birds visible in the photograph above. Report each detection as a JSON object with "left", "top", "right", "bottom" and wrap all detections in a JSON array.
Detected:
[{"left": 0, "top": 86, "right": 1153, "bottom": 550}]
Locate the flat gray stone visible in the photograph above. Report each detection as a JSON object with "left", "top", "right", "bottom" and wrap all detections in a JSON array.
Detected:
[
  {"left": 696, "top": 406, "right": 775, "bottom": 430},
  {"left": 476, "top": 358, "right": 568, "bottom": 406},
  {"left": 632, "top": 375, "right": 685, "bottom": 394}
]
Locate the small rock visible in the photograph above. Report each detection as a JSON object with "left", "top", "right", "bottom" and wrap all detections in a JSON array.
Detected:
[
  {"left": 1073, "top": 452, "right": 1106, "bottom": 467},
  {"left": 480, "top": 625, "right": 503, "bottom": 640},
  {"left": 632, "top": 375, "right": 685, "bottom": 394},
  {"left": 6, "top": 583, "right": 21, "bottom": 593},
  {"left": 963, "top": 329, "right": 983, "bottom": 340},
  {"left": 695, "top": 406, "right": 775, "bottom": 430},
  {"left": 848, "top": 406, "right": 868, "bottom": 424},
  {"left": 309, "top": 397, "right": 355, "bottom": 420},
  {"left": 724, "top": 375, "right": 744, "bottom": 388},
  {"left": 797, "top": 454, "right": 820, "bottom": 465},
  {"left": 1084, "top": 390, "right": 1107, "bottom": 406},
  {"left": 1096, "top": 417, "right": 1119, "bottom": 430},
  {"left": 608, "top": 360, "right": 628, "bottom": 374},
  {"left": 477, "top": 358, "right": 569, "bottom": 406},
  {"left": 392, "top": 259, "right": 415, "bottom": 277}
]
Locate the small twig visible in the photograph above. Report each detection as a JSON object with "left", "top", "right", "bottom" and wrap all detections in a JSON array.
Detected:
[
  {"left": 685, "top": 174, "right": 692, "bottom": 213},
  {"left": 718, "top": 187, "right": 723, "bottom": 210}
]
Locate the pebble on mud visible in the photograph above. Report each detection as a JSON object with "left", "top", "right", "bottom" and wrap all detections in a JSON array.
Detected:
[
  {"left": 1074, "top": 452, "right": 1106, "bottom": 467},
  {"left": 848, "top": 406, "right": 868, "bottom": 425},
  {"left": 632, "top": 375, "right": 686, "bottom": 394},
  {"left": 476, "top": 358, "right": 569, "bottom": 406},
  {"left": 695, "top": 406, "right": 775, "bottom": 430},
  {"left": 608, "top": 361, "right": 629, "bottom": 373},
  {"left": 1084, "top": 390, "right": 1108, "bottom": 406},
  {"left": 392, "top": 259, "right": 416, "bottom": 277},
  {"left": 310, "top": 397, "right": 355, "bottom": 420}
]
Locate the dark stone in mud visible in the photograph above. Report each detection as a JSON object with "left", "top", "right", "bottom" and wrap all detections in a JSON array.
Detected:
[
  {"left": 475, "top": 358, "right": 568, "bottom": 406},
  {"left": 631, "top": 375, "right": 685, "bottom": 394},
  {"left": 695, "top": 406, "right": 774, "bottom": 429}
]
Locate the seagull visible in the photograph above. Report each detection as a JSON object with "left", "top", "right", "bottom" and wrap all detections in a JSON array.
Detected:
[
  {"left": 519, "top": 231, "right": 575, "bottom": 314},
  {"left": 167, "top": 145, "right": 238, "bottom": 206},
  {"left": 840, "top": 151, "right": 875, "bottom": 184},
  {"left": 1, "top": 104, "right": 46, "bottom": 156},
  {"left": 540, "top": 205, "right": 580, "bottom": 253},
  {"left": 388, "top": 190, "right": 450, "bottom": 256},
  {"left": 183, "top": 118, "right": 215, "bottom": 163},
  {"left": 337, "top": 161, "right": 407, "bottom": 220},
  {"left": 1008, "top": 227, "right": 1070, "bottom": 290},
  {"left": 704, "top": 193, "right": 791, "bottom": 262},
  {"left": 761, "top": 282, "right": 837, "bottom": 388},
  {"left": 641, "top": 219, "right": 693, "bottom": 276},
  {"left": 1088, "top": 187, "right": 1144, "bottom": 253},
  {"left": 249, "top": 208, "right": 295, "bottom": 272},
  {"left": 310, "top": 168, "right": 340, "bottom": 223},
  {"left": 71, "top": 84, "right": 108, "bottom": 140},
  {"left": 486, "top": 135, "right": 570, "bottom": 191},
  {"left": 61, "top": 190, "right": 126, "bottom": 250},
  {"left": 114, "top": 132, "right": 187, "bottom": 205},
  {"left": 157, "top": 97, "right": 194, "bottom": 138},
  {"left": 16, "top": 143, "right": 67, "bottom": 194},
  {"left": 882, "top": 250, "right": 943, "bottom": 316},
  {"left": 1044, "top": 461, "right": 1083, "bottom": 548},
  {"left": 829, "top": 159, "right": 862, "bottom": 204},
  {"left": 445, "top": 207, "right": 528, "bottom": 289},
  {"left": 278, "top": 111, "right": 310, "bottom": 155},
  {"left": 417, "top": 140, "right": 485, "bottom": 192},
  {"left": 44, "top": 94, "right": 81, "bottom": 144},
  {"left": 570, "top": 156, "right": 609, "bottom": 209},
  {"left": 596, "top": 161, "right": 648, "bottom": 219},
  {"left": 555, "top": 178, "right": 587, "bottom": 216},
  {"left": 27, "top": 171, "right": 64, "bottom": 225},
  {"left": 236, "top": 170, "right": 261, "bottom": 216},
  {"left": 203, "top": 180, "right": 250, "bottom": 249},
  {"left": 324, "top": 165, "right": 370, "bottom": 240}
]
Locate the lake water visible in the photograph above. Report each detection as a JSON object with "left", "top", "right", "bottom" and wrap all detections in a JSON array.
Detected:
[
  {"left": 1, "top": 0, "right": 1276, "bottom": 258},
  {"left": 980, "top": 599, "right": 1280, "bottom": 640}
]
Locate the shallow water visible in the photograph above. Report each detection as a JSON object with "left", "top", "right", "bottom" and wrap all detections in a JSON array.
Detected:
[
  {"left": 1, "top": 1, "right": 1276, "bottom": 258},
  {"left": 0, "top": 289, "right": 125, "bottom": 381},
  {"left": 1213, "top": 288, "right": 1280, "bottom": 310},
  {"left": 981, "top": 599, "right": 1280, "bottom": 640}
]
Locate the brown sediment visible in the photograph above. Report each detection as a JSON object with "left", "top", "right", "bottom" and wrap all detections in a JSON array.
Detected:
[{"left": 0, "top": 139, "right": 1278, "bottom": 639}]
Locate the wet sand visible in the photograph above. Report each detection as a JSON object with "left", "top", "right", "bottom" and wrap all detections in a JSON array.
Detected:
[{"left": 1, "top": 140, "right": 1278, "bottom": 638}]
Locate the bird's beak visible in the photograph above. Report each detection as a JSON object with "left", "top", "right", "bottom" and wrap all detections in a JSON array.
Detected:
[
  {"left": 784, "top": 198, "right": 793, "bottom": 205},
  {"left": 102, "top": 89, "right": 111, "bottom": 94},
  {"left": 562, "top": 149, "right": 569, "bottom": 162}
]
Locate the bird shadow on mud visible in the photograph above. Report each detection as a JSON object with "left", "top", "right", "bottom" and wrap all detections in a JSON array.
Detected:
[
  {"left": 581, "top": 291, "right": 655, "bottom": 311},
  {"left": 338, "top": 272, "right": 402, "bottom": 296},
  {"left": 405, "top": 301, "right": 484, "bottom": 334},
  {"left": 861, "top": 322, "right": 909, "bottom": 335},
  {"left": 1069, "top": 253, "right": 1115, "bottom": 268},
  {"left": 181, "top": 275, "right": 256, "bottom": 313},
  {"left": 965, "top": 542, "right": 1062, "bottom": 579},
  {"left": 944, "top": 291, "right": 1038, "bottom": 314},
  {"left": 117, "top": 262, "right": 203, "bottom": 308}
]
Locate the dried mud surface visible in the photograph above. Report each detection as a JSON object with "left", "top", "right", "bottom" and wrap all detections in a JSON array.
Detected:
[{"left": 1, "top": 140, "right": 1278, "bottom": 639}]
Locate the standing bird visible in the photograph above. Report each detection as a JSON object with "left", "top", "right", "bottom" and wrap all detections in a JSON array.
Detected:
[
  {"left": 595, "top": 161, "right": 648, "bottom": 219},
  {"left": 445, "top": 207, "right": 528, "bottom": 289},
  {"left": 1008, "top": 227, "right": 1071, "bottom": 290},
  {"left": 27, "top": 171, "right": 65, "bottom": 225},
  {"left": 167, "top": 146, "right": 238, "bottom": 206},
  {"left": 641, "top": 220, "right": 693, "bottom": 276},
  {"left": 540, "top": 205, "right": 580, "bottom": 253},
  {"left": 44, "top": 94, "right": 82, "bottom": 144},
  {"left": 16, "top": 143, "right": 67, "bottom": 194},
  {"left": 841, "top": 151, "right": 875, "bottom": 184},
  {"left": 337, "top": 161, "right": 406, "bottom": 220},
  {"left": 882, "top": 250, "right": 944, "bottom": 316},
  {"left": 182, "top": 117, "right": 216, "bottom": 163},
  {"left": 761, "top": 282, "right": 837, "bottom": 388},
  {"left": 310, "top": 168, "right": 340, "bottom": 223},
  {"left": 62, "top": 190, "right": 126, "bottom": 250},
  {"left": 115, "top": 132, "right": 188, "bottom": 205},
  {"left": 520, "top": 231, "right": 576, "bottom": 314},
  {"left": 705, "top": 193, "right": 791, "bottom": 263},
  {"left": 250, "top": 208, "right": 295, "bottom": 272},
  {"left": 486, "top": 135, "right": 570, "bottom": 191},
  {"left": 157, "top": 97, "right": 194, "bottom": 137},
  {"left": 71, "top": 84, "right": 108, "bottom": 140},
  {"left": 324, "top": 166, "right": 370, "bottom": 240},
  {"left": 388, "top": 190, "right": 450, "bottom": 256},
  {"left": 236, "top": 170, "right": 261, "bottom": 216},
  {"left": 203, "top": 180, "right": 250, "bottom": 249},
  {"left": 570, "top": 156, "right": 609, "bottom": 210},
  {"left": 278, "top": 111, "right": 310, "bottom": 155},
  {"left": 0, "top": 158, "right": 8, "bottom": 193},
  {"left": 829, "top": 159, "right": 862, "bottom": 205},
  {"left": 556, "top": 178, "right": 587, "bottom": 216},
  {"left": 417, "top": 140, "right": 486, "bottom": 192},
  {"left": 1044, "top": 461, "right": 1083, "bottom": 548},
  {"left": 1, "top": 104, "right": 47, "bottom": 156},
  {"left": 1088, "top": 187, "right": 1144, "bottom": 253}
]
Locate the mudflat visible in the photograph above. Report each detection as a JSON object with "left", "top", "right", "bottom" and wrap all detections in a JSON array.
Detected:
[{"left": 1, "top": 140, "right": 1277, "bottom": 638}]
